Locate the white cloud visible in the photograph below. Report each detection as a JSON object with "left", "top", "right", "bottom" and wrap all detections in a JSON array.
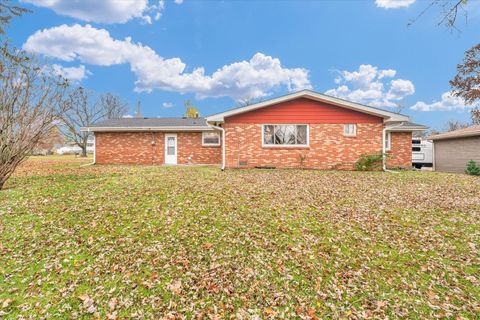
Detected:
[
  {"left": 23, "top": 24, "right": 311, "bottom": 101},
  {"left": 376, "top": 0, "right": 416, "bottom": 9},
  {"left": 174, "top": 0, "right": 184, "bottom": 4},
  {"left": 162, "top": 102, "right": 174, "bottom": 108},
  {"left": 51, "top": 64, "right": 90, "bottom": 82},
  {"left": 410, "top": 91, "right": 474, "bottom": 111},
  {"left": 387, "top": 79, "right": 415, "bottom": 100},
  {"left": 21, "top": 0, "right": 163, "bottom": 24},
  {"left": 325, "top": 64, "right": 415, "bottom": 108}
]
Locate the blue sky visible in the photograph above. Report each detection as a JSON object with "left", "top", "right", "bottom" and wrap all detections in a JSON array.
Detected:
[{"left": 9, "top": 0, "right": 480, "bottom": 130}]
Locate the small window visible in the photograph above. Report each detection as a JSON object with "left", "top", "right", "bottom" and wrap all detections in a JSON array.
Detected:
[
  {"left": 167, "top": 137, "right": 176, "bottom": 155},
  {"left": 344, "top": 124, "right": 357, "bottom": 136},
  {"left": 412, "top": 147, "right": 421, "bottom": 152},
  {"left": 202, "top": 132, "right": 220, "bottom": 146},
  {"left": 262, "top": 124, "right": 308, "bottom": 146},
  {"left": 385, "top": 132, "right": 392, "bottom": 151}
]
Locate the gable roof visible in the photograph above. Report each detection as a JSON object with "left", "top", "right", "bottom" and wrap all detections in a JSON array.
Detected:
[
  {"left": 429, "top": 125, "right": 480, "bottom": 141},
  {"left": 206, "top": 90, "right": 410, "bottom": 123},
  {"left": 81, "top": 117, "right": 214, "bottom": 132}
]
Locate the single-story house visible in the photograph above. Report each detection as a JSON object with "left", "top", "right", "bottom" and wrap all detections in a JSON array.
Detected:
[
  {"left": 82, "top": 90, "right": 427, "bottom": 170},
  {"left": 429, "top": 125, "right": 480, "bottom": 173}
]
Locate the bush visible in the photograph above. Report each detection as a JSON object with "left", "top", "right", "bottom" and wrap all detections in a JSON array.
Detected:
[
  {"left": 465, "top": 160, "right": 480, "bottom": 176},
  {"left": 355, "top": 153, "right": 384, "bottom": 171}
]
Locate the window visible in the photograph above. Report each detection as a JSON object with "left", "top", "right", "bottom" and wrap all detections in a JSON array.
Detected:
[
  {"left": 412, "top": 146, "right": 421, "bottom": 152},
  {"left": 385, "top": 132, "right": 392, "bottom": 151},
  {"left": 167, "top": 137, "right": 176, "bottom": 155},
  {"left": 344, "top": 124, "right": 357, "bottom": 136},
  {"left": 202, "top": 131, "right": 220, "bottom": 146},
  {"left": 262, "top": 124, "right": 308, "bottom": 146}
]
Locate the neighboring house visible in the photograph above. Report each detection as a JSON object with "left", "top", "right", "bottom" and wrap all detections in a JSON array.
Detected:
[
  {"left": 82, "top": 90, "right": 427, "bottom": 170},
  {"left": 429, "top": 125, "right": 480, "bottom": 173},
  {"left": 56, "top": 137, "right": 95, "bottom": 155}
]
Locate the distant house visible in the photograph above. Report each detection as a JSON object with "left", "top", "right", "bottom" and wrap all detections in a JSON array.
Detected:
[
  {"left": 33, "top": 127, "right": 65, "bottom": 155},
  {"left": 56, "top": 137, "right": 95, "bottom": 155},
  {"left": 429, "top": 125, "right": 480, "bottom": 173},
  {"left": 82, "top": 90, "right": 427, "bottom": 170}
]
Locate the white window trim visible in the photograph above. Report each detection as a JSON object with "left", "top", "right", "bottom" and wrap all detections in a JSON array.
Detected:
[
  {"left": 385, "top": 132, "right": 392, "bottom": 151},
  {"left": 343, "top": 124, "right": 357, "bottom": 137},
  {"left": 202, "top": 131, "right": 221, "bottom": 146},
  {"left": 261, "top": 124, "right": 310, "bottom": 148}
]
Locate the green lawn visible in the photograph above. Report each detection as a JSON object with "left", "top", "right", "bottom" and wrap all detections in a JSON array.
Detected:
[{"left": 0, "top": 157, "right": 479, "bottom": 319}]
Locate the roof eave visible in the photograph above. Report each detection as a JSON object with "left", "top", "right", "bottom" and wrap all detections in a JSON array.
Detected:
[{"left": 429, "top": 132, "right": 480, "bottom": 141}]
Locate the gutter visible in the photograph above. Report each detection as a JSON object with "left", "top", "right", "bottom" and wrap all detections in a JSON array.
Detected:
[{"left": 206, "top": 122, "right": 226, "bottom": 171}]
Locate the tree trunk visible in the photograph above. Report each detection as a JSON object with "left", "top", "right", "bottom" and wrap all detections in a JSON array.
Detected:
[
  {"left": 0, "top": 175, "right": 6, "bottom": 190},
  {"left": 81, "top": 146, "right": 87, "bottom": 157}
]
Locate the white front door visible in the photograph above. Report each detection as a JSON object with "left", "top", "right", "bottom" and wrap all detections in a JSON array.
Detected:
[{"left": 164, "top": 134, "right": 177, "bottom": 164}]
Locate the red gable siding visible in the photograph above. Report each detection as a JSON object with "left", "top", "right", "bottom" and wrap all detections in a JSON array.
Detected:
[{"left": 225, "top": 98, "right": 383, "bottom": 124}]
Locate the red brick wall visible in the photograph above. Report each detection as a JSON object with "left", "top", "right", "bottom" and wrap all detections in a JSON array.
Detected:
[
  {"left": 94, "top": 128, "right": 412, "bottom": 170},
  {"left": 95, "top": 132, "right": 164, "bottom": 165},
  {"left": 95, "top": 131, "right": 221, "bottom": 165},
  {"left": 386, "top": 132, "right": 412, "bottom": 168},
  {"left": 223, "top": 123, "right": 384, "bottom": 170},
  {"left": 177, "top": 132, "right": 221, "bottom": 165}
]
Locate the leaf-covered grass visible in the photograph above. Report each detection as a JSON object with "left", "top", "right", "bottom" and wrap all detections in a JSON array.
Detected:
[{"left": 1, "top": 156, "right": 479, "bottom": 319}]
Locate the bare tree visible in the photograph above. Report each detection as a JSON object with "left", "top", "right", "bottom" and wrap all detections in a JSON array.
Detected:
[
  {"left": 0, "top": 0, "right": 30, "bottom": 71},
  {"left": 0, "top": 50, "right": 68, "bottom": 190},
  {"left": 61, "top": 88, "right": 128, "bottom": 157},
  {"left": 236, "top": 97, "right": 264, "bottom": 108},
  {"left": 392, "top": 101, "right": 407, "bottom": 114},
  {"left": 445, "top": 120, "right": 469, "bottom": 132},
  {"left": 408, "top": 0, "right": 468, "bottom": 30},
  {"left": 0, "top": 0, "right": 30, "bottom": 36}
]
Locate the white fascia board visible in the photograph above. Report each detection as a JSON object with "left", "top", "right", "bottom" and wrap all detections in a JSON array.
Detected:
[
  {"left": 206, "top": 90, "right": 410, "bottom": 122},
  {"left": 81, "top": 126, "right": 215, "bottom": 132}
]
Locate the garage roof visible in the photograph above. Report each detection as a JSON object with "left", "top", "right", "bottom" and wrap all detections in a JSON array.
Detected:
[{"left": 429, "top": 125, "right": 480, "bottom": 141}]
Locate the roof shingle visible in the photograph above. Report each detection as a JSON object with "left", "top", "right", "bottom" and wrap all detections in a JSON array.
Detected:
[{"left": 86, "top": 117, "right": 209, "bottom": 128}]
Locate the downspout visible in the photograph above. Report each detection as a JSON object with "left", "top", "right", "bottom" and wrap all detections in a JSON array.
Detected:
[
  {"left": 208, "top": 122, "right": 225, "bottom": 171},
  {"left": 382, "top": 127, "right": 390, "bottom": 172}
]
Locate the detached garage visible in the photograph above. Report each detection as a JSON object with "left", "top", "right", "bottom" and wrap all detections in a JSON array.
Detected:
[{"left": 430, "top": 125, "right": 480, "bottom": 173}]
